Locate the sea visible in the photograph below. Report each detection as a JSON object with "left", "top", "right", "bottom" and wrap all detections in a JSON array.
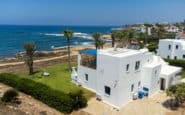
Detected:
[{"left": 0, "top": 25, "right": 114, "bottom": 58}]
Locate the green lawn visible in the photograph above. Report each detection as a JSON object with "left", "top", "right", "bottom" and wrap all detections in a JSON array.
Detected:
[{"left": 18, "top": 63, "right": 95, "bottom": 100}]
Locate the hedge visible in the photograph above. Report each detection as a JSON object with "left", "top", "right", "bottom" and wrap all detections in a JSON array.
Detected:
[
  {"left": 146, "top": 43, "right": 158, "bottom": 53},
  {"left": 164, "top": 59, "right": 185, "bottom": 69},
  {"left": 0, "top": 73, "right": 87, "bottom": 113}
]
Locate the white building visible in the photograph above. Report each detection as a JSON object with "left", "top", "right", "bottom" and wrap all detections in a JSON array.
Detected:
[
  {"left": 166, "top": 26, "right": 179, "bottom": 33},
  {"left": 158, "top": 39, "right": 185, "bottom": 60},
  {"left": 71, "top": 48, "right": 181, "bottom": 109}
]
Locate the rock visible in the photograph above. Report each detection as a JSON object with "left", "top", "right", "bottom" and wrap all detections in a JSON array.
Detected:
[
  {"left": 39, "top": 111, "right": 47, "bottom": 115},
  {"left": 7, "top": 105, "right": 14, "bottom": 109}
]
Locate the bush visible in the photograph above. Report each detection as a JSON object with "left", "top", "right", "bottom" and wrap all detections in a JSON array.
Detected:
[
  {"left": 164, "top": 59, "right": 185, "bottom": 69},
  {"left": 146, "top": 43, "right": 158, "bottom": 53},
  {"left": 1, "top": 89, "right": 18, "bottom": 102},
  {"left": 0, "top": 73, "right": 87, "bottom": 113},
  {"left": 68, "top": 90, "right": 87, "bottom": 110}
]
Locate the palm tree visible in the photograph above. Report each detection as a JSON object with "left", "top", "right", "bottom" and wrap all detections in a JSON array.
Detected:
[
  {"left": 111, "top": 32, "right": 117, "bottom": 47},
  {"left": 120, "top": 31, "right": 130, "bottom": 47},
  {"left": 137, "top": 32, "right": 147, "bottom": 44},
  {"left": 92, "top": 33, "right": 102, "bottom": 49},
  {"left": 63, "top": 30, "right": 74, "bottom": 71},
  {"left": 156, "top": 24, "right": 165, "bottom": 41},
  {"left": 23, "top": 42, "right": 36, "bottom": 75}
]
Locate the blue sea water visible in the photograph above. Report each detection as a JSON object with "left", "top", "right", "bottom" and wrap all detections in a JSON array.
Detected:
[{"left": 0, "top": 25, "right": 113, "bottom": 58}]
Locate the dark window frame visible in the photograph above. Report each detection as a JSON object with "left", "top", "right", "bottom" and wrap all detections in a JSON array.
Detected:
[
  {"left": 131, "top": 84, "right": 134, "bottom": 92},
  {"left": 85, "top": 74, "right": 88, "bottom": 81},
  {"left": 183, "top": 55, "right": 185, "bottom": 59},
  {"left": 104, "top": 86, "right": 111, "bottom": 95},
  {"left": 168, "top": 45, "right": 171, "bottom": 50},
  {"left": 135, "top": 61, "right": 140, "bottom": 70},
  {"left": 126, "top": 64, "right": 130, "bottom": 72}
]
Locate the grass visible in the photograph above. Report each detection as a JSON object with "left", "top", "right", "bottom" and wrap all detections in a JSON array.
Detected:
[
  {"left": 18, "top": 63, "right": 95, "bottom": 100},
  {"left": 182, "top": 69, "right": 185, "bottom": 79}
]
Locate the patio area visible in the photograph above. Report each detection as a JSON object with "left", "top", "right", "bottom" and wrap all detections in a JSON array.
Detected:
[{"left": 82, "top": 91, "right": 185, "bottom": 115}]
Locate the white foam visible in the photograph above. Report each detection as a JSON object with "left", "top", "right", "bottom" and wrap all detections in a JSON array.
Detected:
[
  {"left": 45, "top": 33, "right": 64, "bottom": 36},
  {"left": 44, "top": 32, "right": 93, "bottom": 39}
]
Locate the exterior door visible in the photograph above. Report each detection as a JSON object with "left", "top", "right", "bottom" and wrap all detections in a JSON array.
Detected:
[{"left": 160, "top": 78, "right": 165, "bottom": 90}]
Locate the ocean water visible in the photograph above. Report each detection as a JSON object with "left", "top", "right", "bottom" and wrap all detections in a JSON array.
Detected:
[{"left": 0, "top": 25, "right": 113, "bottom": 58}]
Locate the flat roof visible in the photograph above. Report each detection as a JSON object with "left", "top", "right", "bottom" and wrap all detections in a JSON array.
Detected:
[
  {"left": 98, "top": 48, "right": 148, "bottom": 58},
  {"left": 161, "top": 65, "right": 182, "bottom": 76},
  {"left": 160, "top": 39, "right": 185, "bottom": 43}
]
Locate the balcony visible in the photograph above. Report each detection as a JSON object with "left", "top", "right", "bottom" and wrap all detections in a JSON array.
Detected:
[{"left": 80, "top": 49, "right": 97, "bottom": 69}]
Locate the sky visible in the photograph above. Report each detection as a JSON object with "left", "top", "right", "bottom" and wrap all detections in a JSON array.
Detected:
[{"left": 0, "top": 0, "right": 185, "bottom": 26}]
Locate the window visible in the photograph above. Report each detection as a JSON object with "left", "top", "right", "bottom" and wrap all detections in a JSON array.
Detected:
[
  {"left": 104, "top": 86, "right": 111, "bottom": 95},
  {"left": 183, "top": 55, "right": 185, "bottom": 59},
  {"left": 176, "top": 45, "right": 179, "bottom": 49},
  {"left": 85, "top": 74, "right": 88, "bottom": 81},
  {"left": 131, "top": 84, "right": 134, "bottom": 92},
  {"left": 138, "top": 81, "right": 141, "bottom": 87},
  {"left": 126, "top": 64, "right": 129, "bottom": 72},
  {"left": 155, "top": 70, "right": 157, "bottom": 74},
  {"left": 135, "top": 61, "right": 140, "bottom": 70},
  {"left": 174, "top": 56, "right": 177, "bottom": 60},
  {"left": 168, "top": 45, "right": 171, "bottom": 50},
  {"left": 155, "top": 70, "right": 158, "bottom": 77},
  {"left": 167, "top": 55, "right": 170, "bottom": 59}
]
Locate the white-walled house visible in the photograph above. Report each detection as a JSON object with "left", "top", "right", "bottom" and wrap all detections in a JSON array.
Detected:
[
  {"left": 71, "top": 48, "right": 182, "bottom": 109},
  {"left": 158, "top": 39, "right": 185, "bottom": 60}
]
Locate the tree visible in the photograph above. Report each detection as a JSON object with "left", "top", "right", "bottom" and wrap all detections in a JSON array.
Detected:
[
  {"left": 166, "top": 83, "right": 185, "bottom": 107},
  {"left": 23, "top": 43, "right": 36, "bottom": 75},
  {"left": 156, "top": 23, "right": 166, "bottom": 41},
  {"left": 137, "top": 32, "right": 147, "bottom": 44},
  {"left": 120, "top": 31, "right": 130, "bottom": 47},
  {"left": 111, "top": 32, "right": 117, "bottom": 47},
  {"left": 63, "top": 30, "right": 74, "bottom": 71},
  {"left": 92, "top": 33, "right": 105, "bottom": 49}
]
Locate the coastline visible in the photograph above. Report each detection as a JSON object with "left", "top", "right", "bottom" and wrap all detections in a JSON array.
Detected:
[{"left": 0, "top": 43, "right": 111, "bottom": 73}]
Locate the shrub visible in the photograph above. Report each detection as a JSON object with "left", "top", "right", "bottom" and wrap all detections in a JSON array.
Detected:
[
  {"left": 146, "top": 43, "right": 158, "bottom": 53},
  {"left": 0, "top": 73, "right": 87, "bottom": 113},
  {"left": 1, "top": 89, "right": 18, "bottom": 102},
  {"left": 68, "top": 90, "right": 87, "bottom": 110},
  {"left": 164, "top": 59, "right": 185, "bottom": 69}
]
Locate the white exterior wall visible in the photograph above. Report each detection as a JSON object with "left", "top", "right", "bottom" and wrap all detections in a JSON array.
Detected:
[
  {"left": 96, "top": 54, "right": 120, "bottom": 108},
  {"left": 158, "top": 39, "right": 185, "bottom": 60},
  {"left": 77, "top": 55, "right": 97, "bottom": 92},
  {"left": 73, "top": 48, "right": 182, "bottom": 109},
  {"left": 117, "top": 53, "right": 143, "bottom": 107},
  {"left": 161, "top": 73, "right": 181, "bottom": 89}
]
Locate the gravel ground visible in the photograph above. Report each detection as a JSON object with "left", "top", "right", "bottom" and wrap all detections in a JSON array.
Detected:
[{"left": 82, "top": 91, "right": 185, "bottom": 115}]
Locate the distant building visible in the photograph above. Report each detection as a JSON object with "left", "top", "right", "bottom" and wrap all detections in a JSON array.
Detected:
[
  {"left": 158, "top": 39, "right": 185, "bottom": 60},
  {"left": 176, "top": 33, "right": 185, "bottom": 39},
  {"left": 71, "top": 48, "right": 181, "bottom": 109},
  {"left": 166, "top": 25, "right": 179, "bottom": 33}
]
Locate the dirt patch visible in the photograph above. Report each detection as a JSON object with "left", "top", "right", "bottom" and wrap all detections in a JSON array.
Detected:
[
  {"left": 82, "top": 92, "right": 185, "bottom": 115},
  {"left": 0, "top": 83, "right": 62, "bottom": 115}
]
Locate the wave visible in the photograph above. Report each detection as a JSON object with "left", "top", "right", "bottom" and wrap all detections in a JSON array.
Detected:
[
  {"left": 44, "top": 32, "right": 93, "bottom": 39},
  {"left": 44, "top": 33, "right": 64, "bottom": 36}
]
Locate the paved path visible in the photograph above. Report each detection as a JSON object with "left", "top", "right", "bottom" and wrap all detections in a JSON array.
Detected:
[{"left": 0, "top": 54, "right": 77, "bottom": 67}]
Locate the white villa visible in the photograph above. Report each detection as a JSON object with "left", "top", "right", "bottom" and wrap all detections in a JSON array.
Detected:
[
  {"left": 71, "top": 48, "right": 182, "bottom": 109},
  {"left": 158, "top": 39, "right": 185, "bottom": 60}
]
